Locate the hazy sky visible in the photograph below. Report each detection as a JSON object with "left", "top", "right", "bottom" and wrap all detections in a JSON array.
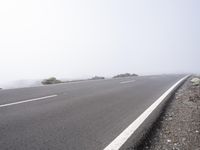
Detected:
[{"left": 0, "top": 0, "right": 200, "bottom": 86}]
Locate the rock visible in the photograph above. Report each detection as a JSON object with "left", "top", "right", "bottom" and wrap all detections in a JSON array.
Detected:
[
  {"left": 168, "top": 117, "right": 173, "bottom": 121},
  {"left": 190, "top": 78, "right": 200, "bottom": 86},
  {"left": 182, "top": 137, "right": 186, "bottom": 143},
  {"left": 167, "top": 139, "right": 172, "bottom": 143}
]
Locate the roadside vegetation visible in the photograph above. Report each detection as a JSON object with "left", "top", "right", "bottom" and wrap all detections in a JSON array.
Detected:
[
  {"left": 41, "top": 77, "right": 63, "bottom": 85},
  {"left": 90, "top": 76, "right": 105, "bottom": 80},
  {"left": 113, "top": 73, "right": 138, "bottom": 78},
  {"left": 41, "top": 73, "right": 139, "bottom": 85}
]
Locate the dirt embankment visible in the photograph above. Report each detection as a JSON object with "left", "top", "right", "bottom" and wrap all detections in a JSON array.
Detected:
[{"left": 137, "top": 76, "right": 200, "bottom": 150}]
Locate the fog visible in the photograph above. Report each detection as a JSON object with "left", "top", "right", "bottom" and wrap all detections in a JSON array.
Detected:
[{"left": 0, "top": 0, "right": 200, "bottom": 88}]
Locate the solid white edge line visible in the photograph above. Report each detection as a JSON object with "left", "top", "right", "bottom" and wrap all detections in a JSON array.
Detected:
[
  {"left": 120, "top": 80, "right": 135, "bottom": 84},
  {"left": 0, "top": 95, "right": 57, "bottom": 108},
  {"left": 104, "top": 75, "right": 189, "bottom": 150}
]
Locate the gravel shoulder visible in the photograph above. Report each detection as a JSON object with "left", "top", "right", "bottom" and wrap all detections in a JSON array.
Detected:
[{"left": 136, "top": 76, "right": 200, "bottom": 150}]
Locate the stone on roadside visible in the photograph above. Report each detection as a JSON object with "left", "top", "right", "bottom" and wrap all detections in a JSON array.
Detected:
[
  {"left": 167, "top": 139, "right": 172, "bottom": 143},
  {"left": 190, "top": 78, "right": 200, "bottom": 86}
]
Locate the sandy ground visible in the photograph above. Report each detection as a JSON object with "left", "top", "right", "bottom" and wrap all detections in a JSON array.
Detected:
[{"left": 136, "top": 76, "right": 200, "bottom": 150}]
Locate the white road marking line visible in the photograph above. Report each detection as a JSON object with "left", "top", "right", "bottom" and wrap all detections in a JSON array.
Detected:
[
  {"left": 0, "top": 95, "right": 57, "bottom": 108},
  {"left": 120, "top": 80, "right": 135, "bottom": 84},
  {"left": 104, "top": 75, "right": 189, "bottom": 150}
]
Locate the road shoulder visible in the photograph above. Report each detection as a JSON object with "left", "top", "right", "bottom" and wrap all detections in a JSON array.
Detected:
[{"left": 136, "top": 76, "right": 200, "bottom": 150}]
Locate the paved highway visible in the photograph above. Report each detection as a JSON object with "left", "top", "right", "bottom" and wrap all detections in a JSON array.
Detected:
[{"left": 0, "top": 75, "right": 185, "bottom": 150}]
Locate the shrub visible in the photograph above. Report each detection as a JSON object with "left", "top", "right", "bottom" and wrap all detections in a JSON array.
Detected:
[
  {"left": 113, "top": 73, "right": 138, "bottom": 78},
  {"left": 41, "top": 77, "right": 62, "bottom": 85},
  {"left": 90, "top": 76, "right": 105, "bottom": 80}
]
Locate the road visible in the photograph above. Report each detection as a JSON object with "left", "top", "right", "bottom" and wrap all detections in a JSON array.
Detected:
[{"left": 0, "top": 75, "right": 185, "bottom": 150}]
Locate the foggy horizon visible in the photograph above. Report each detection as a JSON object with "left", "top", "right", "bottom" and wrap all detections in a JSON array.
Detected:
[{"left": 0, "top": 0, "right": 200, "bottom": 88}]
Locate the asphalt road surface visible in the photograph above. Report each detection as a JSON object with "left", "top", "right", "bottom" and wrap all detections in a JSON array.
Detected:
[{"left": 0, "top": 75, "right": 184, "bottom": 150}]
